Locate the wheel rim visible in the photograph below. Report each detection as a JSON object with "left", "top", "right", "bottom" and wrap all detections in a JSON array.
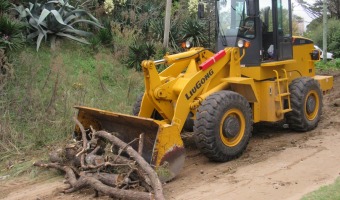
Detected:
[
  {"left": 219, "top": 108, "right": 245, "bottom": 147},
  {"left": 304, "top": 90, "right": 320, "bottom": 120}
]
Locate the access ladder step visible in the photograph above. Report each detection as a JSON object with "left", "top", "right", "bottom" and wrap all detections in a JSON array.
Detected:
[
  {"left": 275, "top": 93, "right": 290, "bottom": 101},
  {"left": 276, "top": 78, "right": 288, "bottom": 82},
  {"left": 277, "top": 108, "right": 293, "bottom": 115}
]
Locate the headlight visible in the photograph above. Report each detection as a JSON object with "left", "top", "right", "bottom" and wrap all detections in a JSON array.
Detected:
[
  {"left": 237, "top": 39, "right": 251, "bottom": 48},
  {"left": 186, "top": 40, "right": 191, "bottom": 48},
  {"left": 237, "top": 39, "right": 244, "bottom": 48}
]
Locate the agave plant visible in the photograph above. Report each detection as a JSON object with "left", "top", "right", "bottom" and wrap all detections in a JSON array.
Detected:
[{"left": 13, "top": 0, "right": 103, "bottom": 51}]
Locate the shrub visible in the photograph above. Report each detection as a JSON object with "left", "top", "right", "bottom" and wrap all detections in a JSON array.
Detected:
[
  {"left": 307, "top": 18, "right": 340, "bottom": 58},
  {"left": 97, "top": 18, "right": 113, "bottom": 46},
  {"left": 181, "top": 18, "right": 208, "bottom": 48},
  {"left": 0, "top": 0, "right": 10, "bottom": 14},
  {"left": 126, "top": 39, "right": 156, "bottom": 71},
  {"left": 0, "top": 0, "right": 25, "bottom": 52},
  {"left": 0, "top": 14, "right": 25, "bottom": 51},
  {"left": 88, "top": 35, "right": 101, "bottom": 52}
]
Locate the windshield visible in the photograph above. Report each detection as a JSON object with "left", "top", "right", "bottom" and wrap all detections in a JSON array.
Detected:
[{"left": 217, "top": 0, "right": 255, "bottom": 40}]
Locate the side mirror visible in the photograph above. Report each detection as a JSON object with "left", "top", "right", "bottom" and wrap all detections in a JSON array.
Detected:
[
  {"left": 198, "top": 2, "right": 204, "bottom": 19},
  {"left": 311, "top": 50, "right": 320, "bottom": 60},
  {"left": 246, "top": 0, "right": 256, "bottom": 16}
]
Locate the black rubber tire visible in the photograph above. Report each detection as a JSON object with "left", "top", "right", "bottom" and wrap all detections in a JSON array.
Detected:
[
  {"left": 194, "top": 91, "right": 253, "bottom": 162},
  {"left": 285, "top": 77, "right": 323, "bottom": 132},
  {"left": 132, "top": 94, "right": 163, "bottom": 120},
  {"left": 132, "top": 94, "right": 143, "bottom": 116},
  {"left": 183, "top": 112, "right": 194, "bottom": 132}
]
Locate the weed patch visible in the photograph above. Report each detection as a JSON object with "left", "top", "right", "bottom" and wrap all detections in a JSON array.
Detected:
[{"left": 316, "top": 58, "right": 340, "bottom": 71}]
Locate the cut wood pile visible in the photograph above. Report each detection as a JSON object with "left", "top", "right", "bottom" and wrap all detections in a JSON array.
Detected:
[{"left": 34, "top": 117, "right": 164, "bottom": 200}]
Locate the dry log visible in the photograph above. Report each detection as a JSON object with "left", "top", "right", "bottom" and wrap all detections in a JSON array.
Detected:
[
  {"left": 73, "top": 117, "right": 87, "bottom": 149},
  {"left": 84, "top": 172, "right": 124, "bottom": 187},
  {"left": 33, "top": 162, "right": 78, "bottom": 186},
  {"left": 49, "top": 148, "right": 63, "bottom": 163},
  {"left": 48, "top": 145, "right": 81, "bottom": 167},
  {"left": 138, "top": 133, "right": 145, "bottom": 155},
  {"left": 66, "top": 175, "right": 153, "bottom": 200},
  {"left": 93, "top": 131, "right": 165, "bottom": 200},
  {"left": 85, "top": 154, "right": 105, "bottom": 166},
  {"left": 111, "top": 154, "right": 134, "bottom": 164}
]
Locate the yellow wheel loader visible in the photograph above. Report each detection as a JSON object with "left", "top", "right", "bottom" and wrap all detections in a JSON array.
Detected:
[{"left": 74, "top": 0, "right": 333, "bottom": 182}]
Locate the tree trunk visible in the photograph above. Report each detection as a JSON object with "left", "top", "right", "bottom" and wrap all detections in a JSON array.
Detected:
[{"left": 163, "top": 0, "right": 172, "bottom": 48}]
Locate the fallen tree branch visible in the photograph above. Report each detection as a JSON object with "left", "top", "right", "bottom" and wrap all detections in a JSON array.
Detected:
[
  {"left": 34, "top": 161, "right": 153, "bottom": 200},
  {"left": 73, "top": 117, "right": 87, "bottom": 148},
  {"left": 93, "top": 131, "right": 165, "bottom": 200},
  {"left": 73, "top": 117, "right": 91, "bottom": 170},
  {"left": 113, "top": 138, "right": 139, "bottom": 163}
]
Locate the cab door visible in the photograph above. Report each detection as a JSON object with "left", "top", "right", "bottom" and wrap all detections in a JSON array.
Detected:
[{"left": 275, "top": 0, "right": 293, "bottom": 60}]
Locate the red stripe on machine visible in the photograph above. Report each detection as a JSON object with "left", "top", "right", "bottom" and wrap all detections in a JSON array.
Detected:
[{"left": 199, "top": 50, "right": 226, "bottom": 71}]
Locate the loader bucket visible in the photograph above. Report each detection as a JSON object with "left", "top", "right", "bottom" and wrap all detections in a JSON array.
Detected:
[{"left": 74, "top": 106, "right": 185, "bottom": 182}]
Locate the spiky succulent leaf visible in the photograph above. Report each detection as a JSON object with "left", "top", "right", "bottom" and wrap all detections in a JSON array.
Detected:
[
  {"left": 50, "top": 10, "right": 66, "bottom": 25},
  {"left": 63, "top": 9, "right": 99, "bottom": 23},
  {"left": 69, "top": 19, "right": 103, "bottom": 28},
  {"left": 12, "top": 4, "right": 28, "bottom": 20},
  {"left": 63, "top": 28, "right": 92, "bottom": 37},
  {"left": 27, "top": 31, "right": 39, "bottom": 39},
  {"left": 46, "top": 0, "right": 74, "bottom": 9},
  {"left": 26, "top": 9, "right": 47, "bottom": 38},
  {"left": 36, "top": 33, "right": 45, "bottom": 51},
  {"left": 38, "top": 9, "right": 50, "bottom": 24},
  {"left": 56, "top": 32, "right": 90, "bottom": 44},
  {"left": 64, "top": 14, "right": 76, "bottom": 23}
]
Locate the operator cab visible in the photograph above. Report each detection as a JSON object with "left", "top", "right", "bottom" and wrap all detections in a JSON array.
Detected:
[{"left": 216, "top": 0, "right": 293, "bottom": 66}]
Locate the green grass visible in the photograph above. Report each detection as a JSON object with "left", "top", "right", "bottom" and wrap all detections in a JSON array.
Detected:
[
  {"left": 301, "top": 178, "right": 340, "bottom": 200},
  {"left": 0, "top": 41, "right": 145, "bottom": 177}
]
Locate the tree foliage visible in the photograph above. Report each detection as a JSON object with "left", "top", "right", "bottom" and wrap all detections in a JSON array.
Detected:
[
  {"left": 297, "top": 0, "right": 340, "bottom": 19},
  {"left": 306, "top": 18, "right": 340, "bottom": 58}
]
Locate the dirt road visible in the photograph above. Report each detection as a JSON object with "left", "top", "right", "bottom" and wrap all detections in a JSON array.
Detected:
[{"left": 1, "top": 73, "right": 339, "bottom": 200}]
